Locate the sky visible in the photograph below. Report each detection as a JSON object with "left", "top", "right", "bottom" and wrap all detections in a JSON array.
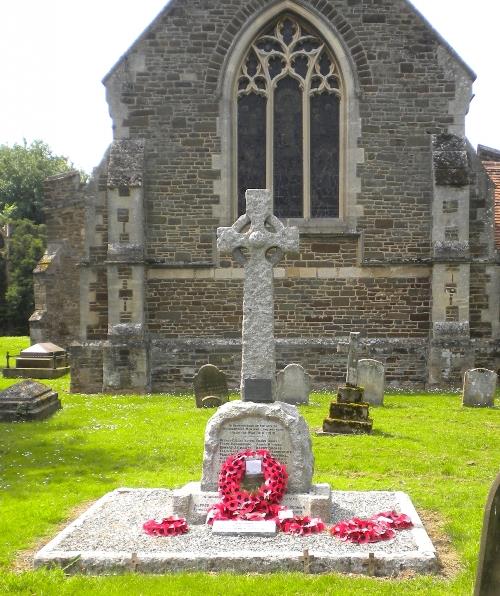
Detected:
[{"left": 0, "top": 0, "right": 498, "bottom": 173}]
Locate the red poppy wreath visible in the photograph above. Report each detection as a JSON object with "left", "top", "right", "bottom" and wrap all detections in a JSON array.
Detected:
[{"left": 206, "top": 448, "right": 289, "bottom": 524}]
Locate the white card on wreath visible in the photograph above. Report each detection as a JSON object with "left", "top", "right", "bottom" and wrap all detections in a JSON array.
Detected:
[{"left": 245, "top": 459, "right": 262, "bottom": 475}]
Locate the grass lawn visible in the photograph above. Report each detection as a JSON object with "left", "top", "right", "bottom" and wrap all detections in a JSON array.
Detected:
[{"left": 0, "top": 336, "right": 499, "bottom": 595}]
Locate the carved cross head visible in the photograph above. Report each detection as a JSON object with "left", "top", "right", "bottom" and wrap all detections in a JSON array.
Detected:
[{"left": 217, "top": 189, "right": 299, "bottom": 266}]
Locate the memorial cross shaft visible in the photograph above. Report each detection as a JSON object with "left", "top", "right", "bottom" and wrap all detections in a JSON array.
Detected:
[
  {"left": 217, "top": 189, "right": 299, "bottom": 402},
  {"left": 346, "top": 331, "right": 361, "bottom": 387}
]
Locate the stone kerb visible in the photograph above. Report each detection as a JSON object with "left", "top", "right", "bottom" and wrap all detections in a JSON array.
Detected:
[
  {"left": 276, "top": 363, "right": 311, "bottom": 405},
  {"left": 357, "top": 359, "right": 385, "bottom": 406},
  {"left": 201, "top": 400, "right": 313, "bottom": 493},
  {"left": 462, "top": 368, "right": 497, "bottom": 408}
]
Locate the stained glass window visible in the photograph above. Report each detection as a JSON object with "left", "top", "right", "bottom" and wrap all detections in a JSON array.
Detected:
[{"left": 237, "top": 15, "right": 343, "bottom": 219}]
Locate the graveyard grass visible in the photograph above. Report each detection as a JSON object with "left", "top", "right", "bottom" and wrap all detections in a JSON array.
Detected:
[{"left": 1, "top": 338, "right": 499, "bottom": 596}]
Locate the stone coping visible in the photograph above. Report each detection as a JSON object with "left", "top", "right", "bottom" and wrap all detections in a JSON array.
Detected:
[{"left": 34, "top": 488, "right": 437, "bottom": 576}]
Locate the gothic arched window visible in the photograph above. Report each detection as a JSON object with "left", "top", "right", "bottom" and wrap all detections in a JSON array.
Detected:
[{"left": 237, "top": 15, "right": 343, "bottom": 219}]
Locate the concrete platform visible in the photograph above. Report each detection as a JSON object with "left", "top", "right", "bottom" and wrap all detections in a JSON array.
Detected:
[{"left": 34, "top": 488, "right": 437, "bottom": 576}]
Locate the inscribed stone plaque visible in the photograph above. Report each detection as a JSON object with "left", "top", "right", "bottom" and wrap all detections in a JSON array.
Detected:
[
  {"left": 201, "top": 401, "right": 313, "bottom": 494},
  {"left": 474, "top": 473, "right": 500, "bottom": 596},
  {"left": 193, "top": 364, "right": 229, "bottom": 408},
  {"left": 463, "top": 369, "right": 497, "bottom": 407},
  {"left": 212, "top": 520, "right": 277, "bottom": 536}
]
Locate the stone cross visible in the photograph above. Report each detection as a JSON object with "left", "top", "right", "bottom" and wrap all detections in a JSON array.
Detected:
[
  {"left": 346, "top": 331, "right": 361, "bottom": 387},
  {"left": 217, "top": 189, "right": 299, "bottom": 402}
]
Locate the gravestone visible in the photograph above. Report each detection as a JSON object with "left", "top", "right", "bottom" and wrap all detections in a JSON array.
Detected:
[
  {"left": 358, "top": 359, "right": 385, "bottom": 406},
  {"left": 193, "top": 364, "right": 229, "bottom": 408},
  {"left": 474, "top": 473, "right": 500, "bottom": 596},
  {"left": 3, "top": 342, "right": 70, "bottom": 379},
  {"left": 463, "top": 369, "right": 497, "bottom": 407},
  {"left": 217, "top": 189, "right": 299, "bottom": 402},
  {"left": 0, "top": 380, "right": 61, "bottom": 421},
  {"left": 276, "top": 363, "right": 311, "bottom": 405}
]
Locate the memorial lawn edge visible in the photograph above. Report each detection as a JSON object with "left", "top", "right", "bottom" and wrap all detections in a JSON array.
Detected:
[{"left": 0, "top": 337, "right": 499, "bottom": 595}]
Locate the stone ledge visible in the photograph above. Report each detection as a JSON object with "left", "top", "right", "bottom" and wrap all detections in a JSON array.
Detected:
[{"left": 33, "top": 488, "right": 437, "bottom": 577}]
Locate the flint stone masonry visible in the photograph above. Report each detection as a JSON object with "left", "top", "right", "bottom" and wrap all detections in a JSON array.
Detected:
[
  {"left": 462, "top": 368, "right": 497, "bottom": 407},
  {"left": 358, "top": 359, "right": 385, "bottom": 406},
  {"left": 276, "top": 363, "right": 311, "bottom": 405},
  {"left": 193, "top": 364, "right": 229, "bottom": 408},
  {"left": 201, "top": 400, "right": 313, "bottom": 493},
  {"left": 217, "top": 190, "right": 299, "bottom": 401}
]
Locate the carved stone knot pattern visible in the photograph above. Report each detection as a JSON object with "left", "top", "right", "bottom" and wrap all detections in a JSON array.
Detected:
[{"left": 238, "top": 15, "right": 342, "bottom": 99}]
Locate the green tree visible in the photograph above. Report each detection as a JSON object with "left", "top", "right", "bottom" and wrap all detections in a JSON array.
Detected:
[
  {"left": 0, "top": 140, "right": 74, "bottom": 224},
  {"left": 1, "top": 219, "right": 46, "bottom": 335}
]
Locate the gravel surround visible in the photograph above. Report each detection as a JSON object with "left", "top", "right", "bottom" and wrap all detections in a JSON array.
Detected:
[{"left": 34, "top": 488, "right": 437, "bottom": 576}]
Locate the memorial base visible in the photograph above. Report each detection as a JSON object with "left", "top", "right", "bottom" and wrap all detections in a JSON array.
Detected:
[{"left": 172, "top": 481, "right": 333, "bottom": 524}]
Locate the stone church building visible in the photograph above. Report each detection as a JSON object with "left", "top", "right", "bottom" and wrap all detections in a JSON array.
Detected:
[{"left": 31, "top": 0, "right": 500, "bottom": 393}]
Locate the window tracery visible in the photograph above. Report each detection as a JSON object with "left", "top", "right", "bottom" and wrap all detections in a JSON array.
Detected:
[{"left": 237, "top": 15, "right": 343, "bottom": 218}]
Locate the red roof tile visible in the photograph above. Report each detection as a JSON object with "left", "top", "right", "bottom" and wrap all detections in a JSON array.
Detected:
[{"left": 481, "top": 160, "right": 500, "bottom": 248}]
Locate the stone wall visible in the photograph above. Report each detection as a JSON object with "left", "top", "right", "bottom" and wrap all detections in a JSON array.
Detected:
[{"left": 33, "top": 0, "right": 500, "bottom": 392}]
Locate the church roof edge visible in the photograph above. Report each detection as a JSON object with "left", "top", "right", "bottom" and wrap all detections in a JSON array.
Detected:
[{"left": 101, "top": 1, "right": 476, "bottom": 86}]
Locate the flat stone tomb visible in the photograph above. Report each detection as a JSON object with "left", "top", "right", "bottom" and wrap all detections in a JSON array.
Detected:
[
  {"left": 463, "top": 368, "right": 497, "bottom": 407},
  {"left": 0, "top": 380, "right": 61, "bottom": 422},
  {"left": 3, "top": 342, "right": 70, "bottom": 380},
  {"left": 193, "top": 364, "right": 229, "bottom": 408},
  {"left": 34, "top": 488, "right": 438, "bottom": 576}
]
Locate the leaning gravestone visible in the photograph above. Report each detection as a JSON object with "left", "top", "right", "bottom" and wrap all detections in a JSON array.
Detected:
[
  {"left": 276, "top": 363, "right": 311, "bottom": 405},
  {"left": 463, "top": 369, "right": 497, "bottom": 407},
  {"left": 193, "top": 364, "right": 229, "bottom": 408},
  {"left": 474, "top": 472, "right": 500, "bottom": 596},
  {"left": 0, "top": 380, "right": 61, "bottom": 421},
  {"left": 358, "top": 359, "right": 385, "bottom": 406}
]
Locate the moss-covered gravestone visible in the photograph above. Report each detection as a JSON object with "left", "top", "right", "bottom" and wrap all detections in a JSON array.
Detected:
[
  {"left": 193, "top": 364, "right": 229, "bottom": 408},
  {"left": 322, "top": 385, "right": 373, "bottom": 434},
  {"left": 320, "top": 332, "right": 373, "bottom": 434}
]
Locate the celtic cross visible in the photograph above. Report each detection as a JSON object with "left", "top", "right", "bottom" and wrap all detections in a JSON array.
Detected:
[{"left": 217, "top": 189, "right": 299, "bottom": 402}]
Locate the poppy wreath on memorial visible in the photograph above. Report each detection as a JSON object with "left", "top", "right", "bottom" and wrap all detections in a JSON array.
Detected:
[{"left": 206, "top": 448, "right": 289, "bottom": 524}]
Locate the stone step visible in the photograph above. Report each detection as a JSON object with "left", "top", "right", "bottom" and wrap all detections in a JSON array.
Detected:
[
  {"left": 322, "top": 417, "right": 373, "bottom": 435},
  {"left": 337, "top": 385, "right": 365, "bottom": 404},
  {"left": 329, "top": 402, "right": 370, "bottom": 421}
]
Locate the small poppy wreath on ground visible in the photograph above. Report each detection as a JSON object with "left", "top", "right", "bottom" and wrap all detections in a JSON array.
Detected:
[
  {"left": 143, "top": 515, "right": 189, "bottom": 536},
  {"left": 207, "top": 448, "right": 289, "bottom": 523}
]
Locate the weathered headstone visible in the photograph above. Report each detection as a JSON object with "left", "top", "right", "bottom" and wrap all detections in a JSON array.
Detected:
[
  {"left": 346, "top": 331, "right": 361, "bottom": 386},
  {"left": 193, "top": 364, "right": 229, "bottom": 408},
  {"left": 463, "top": 369, "right": 497, "bottom": 407},
  {"left": 358, "top": 359, "right": 385, "bottom": 406},
  {"left": 474, "top": 473, "right": 500, "bottom": 596},
  {"left": 276, "top": 363, "right": 311, "bottom": 405},
  {"left": 217, "top": 189, "right": 299, "bottom": 402},
  {"left": 0, "top": 380, "right": 61, "bottom": 421}
]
